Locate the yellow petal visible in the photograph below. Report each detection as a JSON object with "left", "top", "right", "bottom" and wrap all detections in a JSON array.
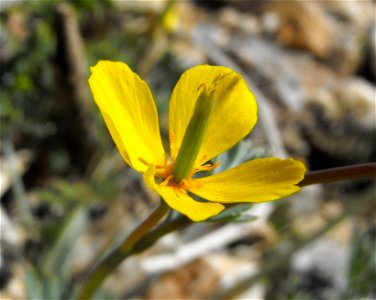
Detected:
[
  {"left": 187, "top": 158, "right": 306, "bottom": 203},
  {"left": 89, "top": 61, "right": 166, "bottom": 172},
  {"left": 143, "top": 166, "right": 224, "bottom": 221},
  {"left": 169, "top": 65, "right": 257, "bottom": 166}
]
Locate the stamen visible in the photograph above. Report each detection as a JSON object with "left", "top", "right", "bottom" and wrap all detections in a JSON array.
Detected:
[
  {"left": 155, "top": 160, "right": 173, "bottom": 178},
  {"left": 187, "top": 162, "right": 221, "bottom": 179},
  {"left": 160, "top": 174, "right": 174, "bottom": 187}
]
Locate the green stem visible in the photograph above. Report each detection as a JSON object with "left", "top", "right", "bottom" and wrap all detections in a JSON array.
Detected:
[
  {"left": 132, "top": 215, "right": 191, "bottom": 255},
  {"left": 120, "top": 201, "right": 169, "bottom": 253},
  {"left": 299, "top": 163, "right": 376, "bottom": 187},
  {"left": 76, "top": 201, "right": 170, "bottom": 299}
]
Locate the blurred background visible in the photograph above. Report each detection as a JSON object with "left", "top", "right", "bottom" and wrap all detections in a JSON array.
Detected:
[{"left": 0, "top": 0, "right": 375, "bottom": 299}]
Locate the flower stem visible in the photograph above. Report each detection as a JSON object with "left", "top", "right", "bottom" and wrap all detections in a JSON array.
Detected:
[
  {"left": 76, "top": 201, "right": 170, "bottom": 299},
  {"left": 120, "top": 201, "right": 169, "bottom": 253},
  {"left": 299, "top": 163, "right": 376, "bottom": 187},
  {"left": 132, "top": 215, "right": 191, "bottom": 255}
]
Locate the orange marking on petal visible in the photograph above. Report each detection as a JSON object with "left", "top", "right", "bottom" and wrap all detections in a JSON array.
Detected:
[
  {"left": 197, "top": 83, "right": 206, "bottom": 92},
  {"left": 181, "top": 178, "right": 202, "bottom": 190},
  {"left": 138, "top": 157, "right": 149, "bottom": 166}
]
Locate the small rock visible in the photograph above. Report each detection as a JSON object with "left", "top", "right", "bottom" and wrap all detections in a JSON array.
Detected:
[
  {"left": 260, "top": 11, "right": 280, "bottom": 35},
  {"left": 219, "top": 7, "right": 261, "bottom": 36},
  {"left": 292, "top": 238, "right": 351, "bottom": 299},
  {"left": 322, "top": 0, "right": 375, "bottom": 30},
  {"left": 144, "top": 258, "right": 219, "bottom": 299},
  {"left": 334, "top": 77, "right": 376, "bottom": 131},
  {"left": 302, "top": 76, "right": 375, "bottom": 164},
  {"left": 269, "top": 1, "right": 336, "bottom": 58}
]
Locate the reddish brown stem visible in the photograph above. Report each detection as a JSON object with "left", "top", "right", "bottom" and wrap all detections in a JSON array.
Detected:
[{"left": 299, "top": 163, "right": 376, "bottom": 187}]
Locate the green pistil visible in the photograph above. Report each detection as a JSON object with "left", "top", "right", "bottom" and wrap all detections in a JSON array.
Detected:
[{"left": 172, "top": 88, "right": 215, "bottom": 183}]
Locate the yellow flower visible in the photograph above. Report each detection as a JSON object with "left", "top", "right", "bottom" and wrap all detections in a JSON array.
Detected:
[{"left": 89, "top": 61, "right": 306, "bottom": 221}]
